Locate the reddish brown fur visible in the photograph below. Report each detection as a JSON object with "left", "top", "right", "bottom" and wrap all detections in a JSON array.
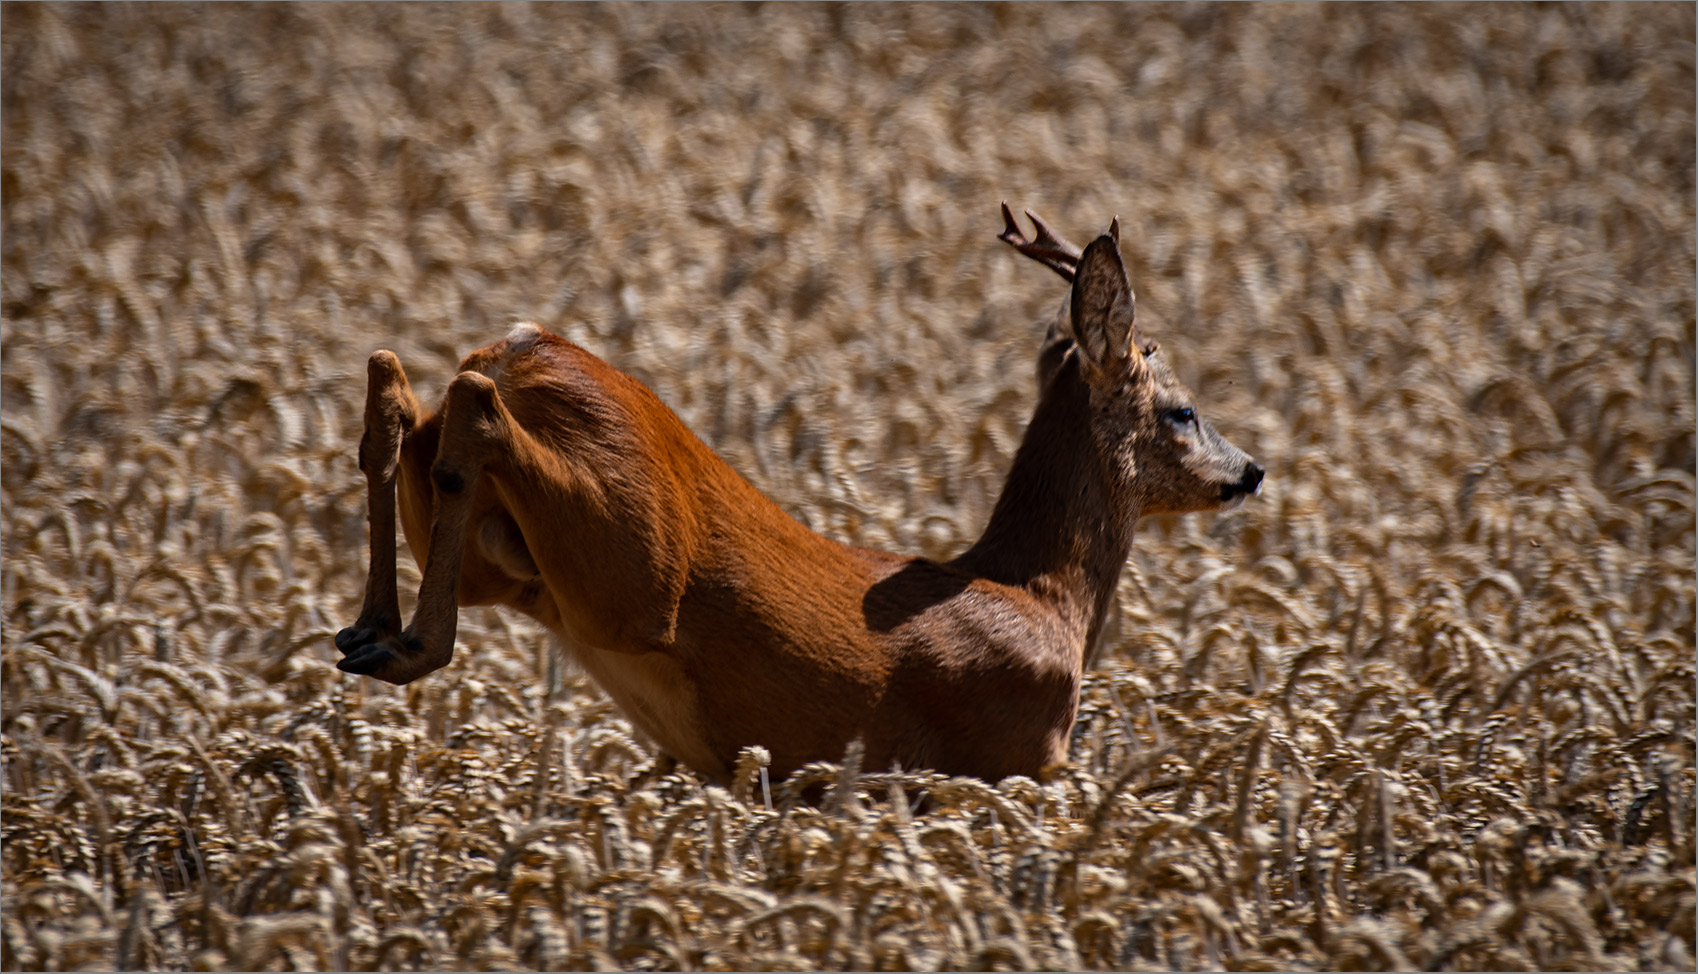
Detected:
[{"left": 336, "top": 211, "right": 1262, "bottom": 783}]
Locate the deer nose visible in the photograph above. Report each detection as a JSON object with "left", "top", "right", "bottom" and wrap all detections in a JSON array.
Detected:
[
  {"left": 1242, "top": 462, "right": 1265, "bottom": 493},
  {"left": 1227, "top": 462, "right": 1264, "bottom": 498}
]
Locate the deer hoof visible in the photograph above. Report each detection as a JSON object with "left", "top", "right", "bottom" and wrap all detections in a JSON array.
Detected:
[
  {"left": 334, "top": 625, "right": 377, "bottom": 653},
  {"left": 335, "top": 631, "right": 427, "bottom": 684},
  {"left": 335, "top": 612, "right": 398, "bottom": 653},
  {"left": 336, "top": 642, "right": 397, "bottom": 677}
]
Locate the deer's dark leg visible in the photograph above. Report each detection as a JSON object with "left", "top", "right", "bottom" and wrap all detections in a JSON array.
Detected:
[
  {"left": 335, "top": 351, "right": 420, "bottom": 663},
  {"left": 338, "top": 370, "right": 511, "bottom": 685}
]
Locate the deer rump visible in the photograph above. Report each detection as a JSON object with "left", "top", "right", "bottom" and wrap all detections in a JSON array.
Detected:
[{"left": 335, "top": 207, "right": 1263, "bottom": 785}]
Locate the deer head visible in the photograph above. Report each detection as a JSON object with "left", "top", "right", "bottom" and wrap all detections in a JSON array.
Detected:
[{"left": 1001, "top": 205, "right": 1264, "bottom": 520}]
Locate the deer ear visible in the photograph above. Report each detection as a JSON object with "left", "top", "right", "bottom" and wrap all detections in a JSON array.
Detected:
[{"left": 1069, "top": 232, "right": 1136, "bottom": 372}]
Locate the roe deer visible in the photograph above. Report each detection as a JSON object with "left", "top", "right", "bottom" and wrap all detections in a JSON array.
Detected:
[{"left": 335, "top": 206, "right": 1263, "bottom": 784}]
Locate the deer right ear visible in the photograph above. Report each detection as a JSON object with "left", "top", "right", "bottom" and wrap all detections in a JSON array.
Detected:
[{"left": 1069, "top": 233, "right": 1136, "bottom": 373}]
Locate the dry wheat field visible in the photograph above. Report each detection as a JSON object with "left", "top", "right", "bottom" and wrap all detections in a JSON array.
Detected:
[{"left": 2, "top": 3, "right": 1694, "bottom": 971}]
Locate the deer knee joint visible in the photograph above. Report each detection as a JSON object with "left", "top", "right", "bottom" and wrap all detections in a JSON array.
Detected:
[
  {"left": 445, "top": 371, "right": 501, "bottom": 420},
  {"left": 430, "top": 372, "right": 513, "bottom": 495},
  {"left": 442, "top": 371, "right": 513, "bottom": 454},
  {"left": 367, "top": 349, "right": 404, "bottom": 383},
  {"left": 365, "top": 352, "right": 415, "bottom": 420},
  {"left": 360, "top": 350, "right": 420, "bottom": 471}
]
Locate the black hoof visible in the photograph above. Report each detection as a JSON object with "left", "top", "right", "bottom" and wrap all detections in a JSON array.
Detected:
[
  {"left": 334, "top": 626, "right": 373, "bottom": 653},
  {"left": 337, "top": 644, "right": 395, "bottom": 676},
  {"left": 335, "top": 613, "right": 396, "bottom": 653}
]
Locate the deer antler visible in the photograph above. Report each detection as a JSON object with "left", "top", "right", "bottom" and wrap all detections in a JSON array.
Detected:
[
  {"left": 999, "top": 202, "right": 1084, "bottom": 283},
  {"left": 1003, "top": 205, "right": 1154, "bottom": 356}
]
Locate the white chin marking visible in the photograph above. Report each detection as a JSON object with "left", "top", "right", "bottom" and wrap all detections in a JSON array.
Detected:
[{"left": 504, "top": 322, "right": 543, "bottom": 348}]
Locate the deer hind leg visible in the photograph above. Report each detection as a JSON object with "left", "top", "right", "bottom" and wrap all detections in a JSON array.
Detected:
[{"left": 337, "top": 369, "right": 516, "bottom": 685}]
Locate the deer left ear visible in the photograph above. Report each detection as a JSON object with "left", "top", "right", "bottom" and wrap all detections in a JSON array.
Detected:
[{"left": 1069, "top": 232, "right": 1137, "bottom": 373}]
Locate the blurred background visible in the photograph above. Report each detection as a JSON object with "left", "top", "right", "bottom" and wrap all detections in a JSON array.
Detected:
[{"left": 3, "top": 3, "right": 1693, "bottom": 970}]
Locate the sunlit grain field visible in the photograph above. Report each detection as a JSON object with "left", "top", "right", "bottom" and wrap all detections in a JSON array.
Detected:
[{"left": 3, "top": 3, "right": 1694, "bottom": 970}]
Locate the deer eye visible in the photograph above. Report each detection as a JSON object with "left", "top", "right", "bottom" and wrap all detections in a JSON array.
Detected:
[{"left": 1165, "top": 407, "right": 1196, "bottom": 427}]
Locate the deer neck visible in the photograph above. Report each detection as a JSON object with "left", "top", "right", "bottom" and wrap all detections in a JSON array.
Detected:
[{"left": 953, "top": 358, "right": 1135, "bottom": 644}]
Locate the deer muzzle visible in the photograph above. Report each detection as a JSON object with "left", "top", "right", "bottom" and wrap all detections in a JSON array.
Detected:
[{"left": 1220, "top": 461, "right": 1264, "bottom": 502}]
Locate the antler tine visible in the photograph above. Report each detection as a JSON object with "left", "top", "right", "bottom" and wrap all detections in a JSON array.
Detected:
[
  {"left": 1024, "top": 209, "right": 1074, "bottom": 252},
  {"left": 998, "top": 202, "right": 1020, "bottom": 239},
  {"left": 998, "top": 201, "right": 1082, "bottom": 283}
]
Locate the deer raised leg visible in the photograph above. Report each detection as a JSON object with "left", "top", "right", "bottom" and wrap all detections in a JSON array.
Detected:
[
  {"left": 337, "top": 368, "right": 514, "bottom": 685},
  {"left": 334, "top": 351, "right": 420, "bottom": 661}
]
